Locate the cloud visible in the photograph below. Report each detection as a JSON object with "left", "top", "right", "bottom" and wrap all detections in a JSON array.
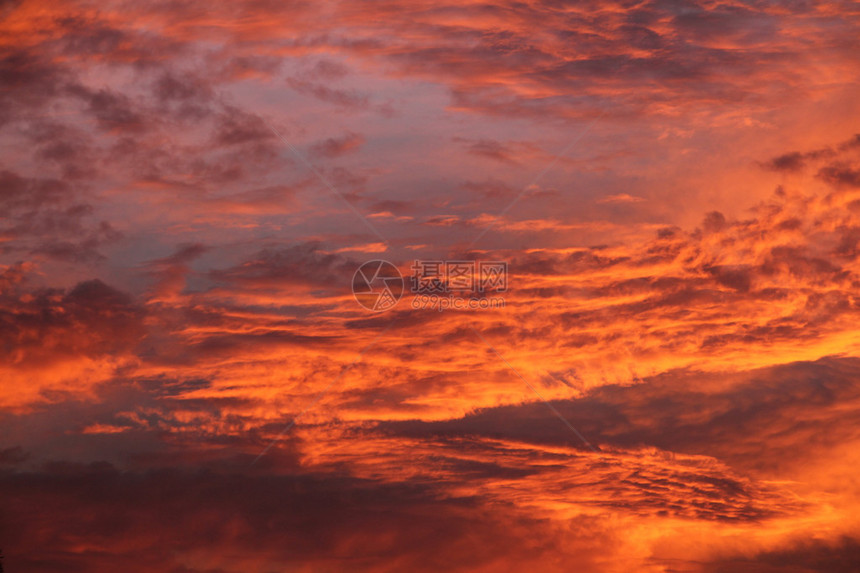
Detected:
[
  {"left": 763, "top": 149, "right": 838, "bottom": 173},
  {"left": 309, "top": 132, "right": 365, "bottom": 158},
  {"left": 67, "top": 85, "right": 148, "bottom": 134},
  {"left": 0, "top": 459, "right": 624, "bottom": 573},
  {"left": 380, "top": 356, "right": 860, "bottom": 475},
  {"left": 761, "top": 134, "right": 859, "bottom": 174},
  {"left": 703, "top": 536, "right": 860, "bottom": 573},
  {"left": 0, "top": 278, "right": 145, "bottom": 367},
  {"left": 456, "top": 138, "right": 522, "bottom": 164},
  {"left": 0, "top": 170, "right": 119, "bottom": 262},
  {"left": 818, "top": 164, "right": 860, "bottom": 188},
  {"left": 596, "top": 193, "right": 646, "bottom": 204},
  {"left": 286, "top": 77, "right": 371, "bottom": 110},
  {"left": 209, "top": 242, "right": 356, "bottom": 290},
  {"left": 0, "top": 276, "right": 145, "bottom": 406},
  {"left": 212, "top": 105, "right": 275, "bottom": 147}
]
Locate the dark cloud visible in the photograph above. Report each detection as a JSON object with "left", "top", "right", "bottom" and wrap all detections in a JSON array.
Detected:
[
  {"left": 306, "top": 58, "right": 351, "bottom": 80},
  {"left": 456, "top": 138, "right": 520, "bottom": 164},
  {"left": 0, "top": 261, "right": 31, "bottom": 293},
  {"left": 838, "top": 134, "right": 860, "bottom": 151},
  {"left": 152, "top": 243, "right": 210, "bottom": 266},
  {"left": 210, "top": 242, "right": 356, "bottom": 290},
  {"left": 818, "top": 164, "right": 860, "bottom": 188},
  {"left": 0, "top": 170, "right": 119, "bottom": 261},
  {"left": 54, "top": 15, "right": 184, "bottom": 66},
  {"left": 460, "top": 178, "right": 517, "bottom": 199},
  {"left": 760, "top": 135, "right": 860, "bottom": 173},
  {"left": 0, "top": 49, "right": 71, "bottom": 126},
  {"left": 765, "top": 151, "right": 806, "bottom": 172},
  {"left": 0, "top": 445, "right": 28, "bottom": 464},
  {"left": 309, "top": 132, "right": 365, "bottom": 158},
  {"left": 212, "top": 105, "right": 274, "bottom": 147},
  {"left": 0, "top": 461, "right": 617, "bottom": 573},
  {"left": 67, "top": 85, "right": 148, "bottom": 134},
  {"left": 381, "top": 356, "right": 860, "bottom": 478},
  {"left": 0, "top": 170, "right": 69, "bottom": 214},
  {"left": 703, "top": 536, "right": 860, "bottom": 573},
  {"left": 286, "top": 78, "right": 371, "bottom": 110},
  {"left": 0, "top": 279, "right": 145, "bottom": 367}
]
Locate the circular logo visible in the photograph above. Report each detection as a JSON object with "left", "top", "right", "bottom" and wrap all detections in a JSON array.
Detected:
[{"left": 352, "top": 260, "right": 404, "bottom": 312}]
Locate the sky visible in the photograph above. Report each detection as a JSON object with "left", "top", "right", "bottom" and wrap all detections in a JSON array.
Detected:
[{"left": 2, "top": 0, "right": 860, "bottom": 571}]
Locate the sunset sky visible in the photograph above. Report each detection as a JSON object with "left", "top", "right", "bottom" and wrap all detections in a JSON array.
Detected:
[{"left": 3, "top": 0, "right": 860, "bottom": 571}]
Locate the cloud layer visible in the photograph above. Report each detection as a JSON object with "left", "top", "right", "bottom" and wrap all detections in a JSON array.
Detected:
[{"left": 2, "top": 0, "right": 860, "bottom": 571}]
